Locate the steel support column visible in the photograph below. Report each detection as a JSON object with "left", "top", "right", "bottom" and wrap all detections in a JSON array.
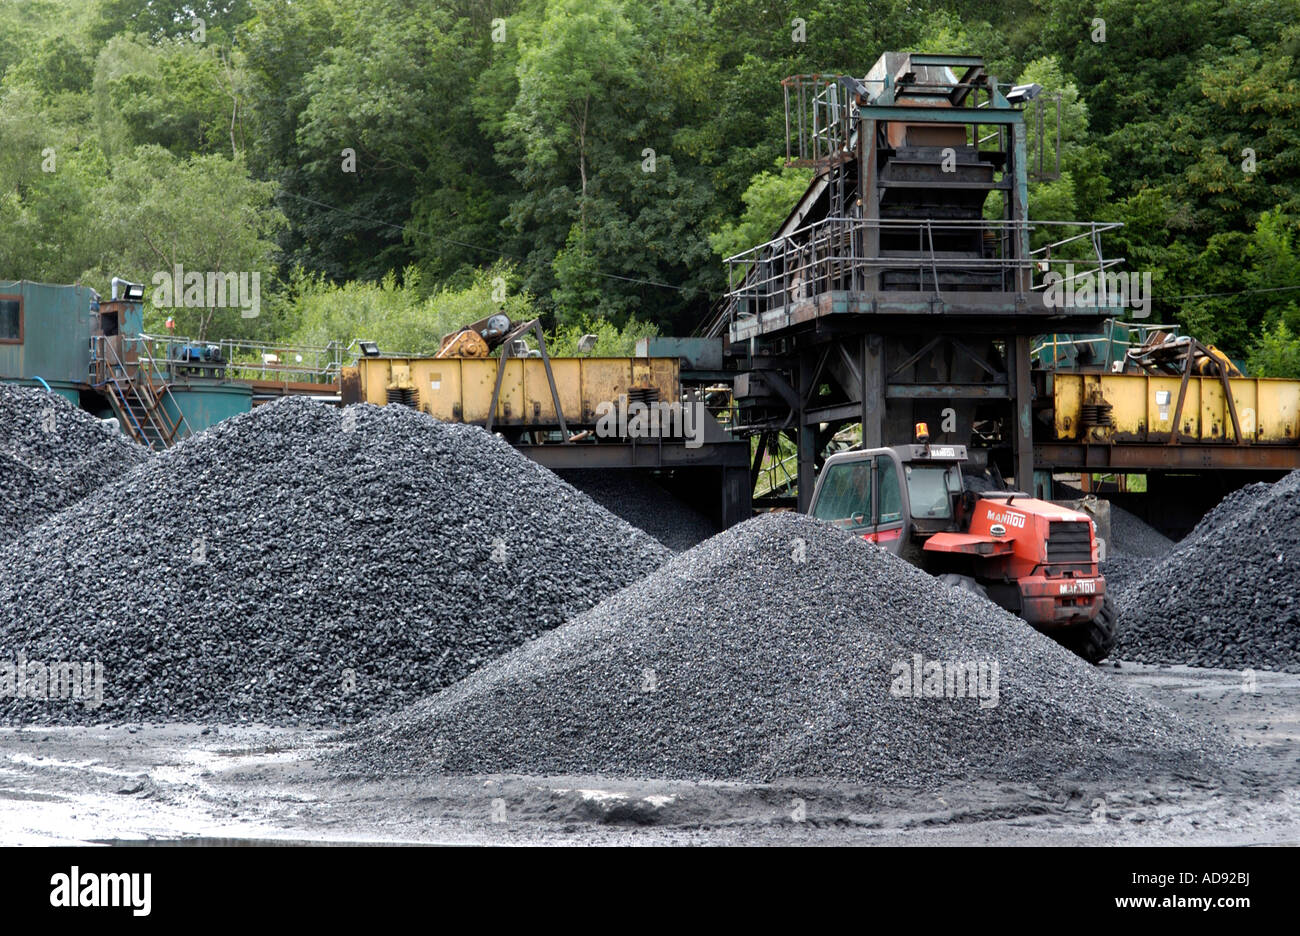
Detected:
[
  {"left": 796, "top": 352, "right": 819, "bottom": 511},
  {"left": 862, "top": 334, "right": 884, "bottom": 448},
  {"left": 1013, "top": 333, "right": 1034, "bottom": 486}
]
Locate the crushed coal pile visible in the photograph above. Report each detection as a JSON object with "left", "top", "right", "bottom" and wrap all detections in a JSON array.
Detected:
[
  {"left": 0, "top": 398, "right": 669, "bottom": 725},
  {"left": 559, "top": 469, "right": 717, "bottom": 552},
  {"left": 1052, "top": 480, "right": 1173, "bottom": 600},
  {"left": 0, "top": 385, "right": 148, "bottom": 537},
  {"left": 1116, "top": 471, "right": 1300, "bottom": 672},
  {"left": 1102, "top": 503, "right": 1175, "bottom": 597},
  {"left": 1108, "top": 501, "right": 1174, "bottom": 559},
  {"left": 335, "top": 512, "right": 1219, "bottom": 785},
  {"left": 1098, "top": 556, "right": 1154, "bottom": 598}
]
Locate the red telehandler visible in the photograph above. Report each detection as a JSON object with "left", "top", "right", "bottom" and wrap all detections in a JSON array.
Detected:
[{"left": 807, "top": 430, "right": 1116, "bottom": 662}]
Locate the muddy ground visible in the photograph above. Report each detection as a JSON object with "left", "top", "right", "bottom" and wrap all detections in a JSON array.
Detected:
[{"left": 1, "top": 662, "right": 1297, "bottom": 846}]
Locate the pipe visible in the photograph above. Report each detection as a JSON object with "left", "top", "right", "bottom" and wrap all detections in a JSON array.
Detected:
[{"left": 32, "top": 376, "right": 52, "bottom": 392}]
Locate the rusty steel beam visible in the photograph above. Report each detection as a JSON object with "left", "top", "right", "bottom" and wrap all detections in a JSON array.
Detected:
[
  {"left": 515, "top": 440, "right": 749, "bottom": 471},
  {"left": 1035, "top": 442, "right": 1300, "bottom": 472}
]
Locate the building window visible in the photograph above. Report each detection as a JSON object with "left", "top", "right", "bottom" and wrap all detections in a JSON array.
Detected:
[{"left": 0, "top": 296, "right": 21, "bottom": 343}]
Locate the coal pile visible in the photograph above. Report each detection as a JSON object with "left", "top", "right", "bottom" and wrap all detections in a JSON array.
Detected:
[
  {"left": 0, "top": 385, "right": 148, "bottom": 537},
  {"left": 1108, "top": 501, "right": 1174, "bottom": 559},
  {"left": 1048, "top": 483, "right": 1174, "bottom": 599},
  {"left": 1099, "top": 556, "right": 1153, "bottom": 597},
  {"left": 0, "top": 398, "right": 669, "bottom": 725},
  {"left": 1102, "top": 503, "right": 1174, "bottom": 596},
  {"left": 559, "top": 469, "right": 717, "bottom": 552},
  {"left": 1115, "top": 472, "right": 1300, "bottom": 672},
  {"left": 336, "top": 512, "right": 1218, "bottom": 785}
]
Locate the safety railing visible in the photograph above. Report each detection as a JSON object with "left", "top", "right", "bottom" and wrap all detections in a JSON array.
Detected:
[
  {"left": 783, "top": 75, "right": 859, "bottom": 167},
  {"left": 1033, "top": 319, "right": 1180, "bottom": 372},
  {"left": 723, "top": 216, "right": 1125, "bottom": 324},
  {"left": 89, "top": 335, "right": 191, "bottom": 448},
  {"left": 128, "top": 334, "right": 349, "bottom": 385}
]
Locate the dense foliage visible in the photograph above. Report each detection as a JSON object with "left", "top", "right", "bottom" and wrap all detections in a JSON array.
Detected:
[{"left": 1, "top": 0, "right": 1298, "bottom": 371}]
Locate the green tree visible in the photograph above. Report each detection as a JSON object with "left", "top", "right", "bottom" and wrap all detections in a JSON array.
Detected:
[
  {"left": 89, "top": 0, "right": 255, "bottom": 44},
  {"left": 92, "top": 35, "right": 236, "bottom": 161},
  {"left": 709, "top": 161, "right": 813, "bottom": 265},
  {"left": 508, "top": 0, "right": 637, "bottom": 235},
  {"left": 547, "top": 314, "right": 659, "bottom": 356},
  {"left": 278, "top": 263, "right": 534, "bottom": 355},
  {"left": 1248, "top": 320, "right": 1300, "bottom": 377},
  {"left": 87, "top": 145, "right": 285, "bottom": 340},
  {"left": 498, "top": 0, "right": 720, "bottom": 330},
  {"left": 0, "top": 83, "right": 105, "bottom": 282}
]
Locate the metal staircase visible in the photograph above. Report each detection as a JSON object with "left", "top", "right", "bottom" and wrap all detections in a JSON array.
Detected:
[{"left": 90, "top": 335, "right": 190, "bottom": 450}]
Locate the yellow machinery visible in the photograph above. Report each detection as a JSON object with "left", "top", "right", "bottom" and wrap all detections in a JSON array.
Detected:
[
  {"left": 340, "top": 317, "right": 681, "bottom": 431},
  {"left": 1052, "top": 372, "right": 1300, "bottom": 445},
  {"left": 434, "top": 312, "right": 511, "bottom": 359},
  {"left": 343, "top": 354, "right": 680, "bottom": 427},
  {"left": 1126, "top": 329, "right": 1242, "bottom": 378}
]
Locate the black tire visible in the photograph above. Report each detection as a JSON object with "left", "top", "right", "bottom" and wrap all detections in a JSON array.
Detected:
[
  {"left": 937, "top": 573, "right": 990, "bottom": 602},
  {"left": 1063, "top": 594, "right": 1118, "bottom": 664}
]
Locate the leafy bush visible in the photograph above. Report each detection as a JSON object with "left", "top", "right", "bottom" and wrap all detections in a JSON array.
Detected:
[{"left": 1247, "top": 320, "right": 1300, "bottom": 378}]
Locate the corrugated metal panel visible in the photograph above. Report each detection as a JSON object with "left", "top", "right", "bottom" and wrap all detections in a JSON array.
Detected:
[{"left": 0, "top": 281, "right": 95, "bottom": 385}]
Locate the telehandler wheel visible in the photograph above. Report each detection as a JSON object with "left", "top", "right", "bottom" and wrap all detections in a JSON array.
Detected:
[
  {"left": 937, "top": 573, "right": 989, "bottom": 602},
  {"left": 1065, "top": 594, "right": 1118, "bottom": 664}
]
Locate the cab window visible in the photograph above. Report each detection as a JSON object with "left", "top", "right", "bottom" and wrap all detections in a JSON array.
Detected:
[
  {"left": 812, "top": 459, "right": 873, "bottom": 530},
  {"left": 877, "top": 456, "right": 902, "bottom": 522},
  {"left": 905, "top": 464, "right": 960, "bottom": 519}
]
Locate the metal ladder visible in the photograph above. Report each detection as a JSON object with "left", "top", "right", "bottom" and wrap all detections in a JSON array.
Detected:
[{"left": 90, "top": 336, "right": 190, "bottom": 450}]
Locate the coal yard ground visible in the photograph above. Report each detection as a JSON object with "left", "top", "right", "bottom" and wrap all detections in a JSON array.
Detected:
[
  {"left": 1, "top": 392, "right": 1299, "bottom": 846},
  {"left": 1, "top": 664, "right": 1297, "bottom": 845}
]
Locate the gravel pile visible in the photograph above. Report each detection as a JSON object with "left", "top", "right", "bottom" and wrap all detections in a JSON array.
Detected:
[
  {"left": 1115, "top": 471, "right": 1300, "bottom": 672},
  {"left": 0, "top": 398, "right": 669, "bottom": 725},
  {"left": 1051, "top": 481, "right": 1173, "bottom": 601},
  {"left": 1108, "top": 501, "right": 1174, "bottom": 558},
  {"left": 0, "top": 385, "right": 148, "bottom": 537},
  {"left": 335, "top": 512, "right": 1218, "bottom": 785},
  {"left": 1102, "top": 503, "right": 1175, "bottom": 597},
  {"left": 559, "top": 469, "right": 717, "bottom": 552}
]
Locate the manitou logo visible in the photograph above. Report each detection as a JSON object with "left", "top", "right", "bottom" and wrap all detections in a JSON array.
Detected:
[
  {"left": 50, "top": 867, "right": 151, "bottom": 916},
  {"left": 985, "top": 508, "right": 1026, "bottom": 529}
]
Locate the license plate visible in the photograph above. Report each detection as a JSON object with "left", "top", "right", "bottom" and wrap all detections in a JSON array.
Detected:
[{"left": 1058, "top": 580, "right": 1097, "bottom": 595}]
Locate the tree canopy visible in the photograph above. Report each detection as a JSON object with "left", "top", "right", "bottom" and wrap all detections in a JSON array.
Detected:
[{"left": 1, "top": 0, "right": 1298, "bottom": 369}]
